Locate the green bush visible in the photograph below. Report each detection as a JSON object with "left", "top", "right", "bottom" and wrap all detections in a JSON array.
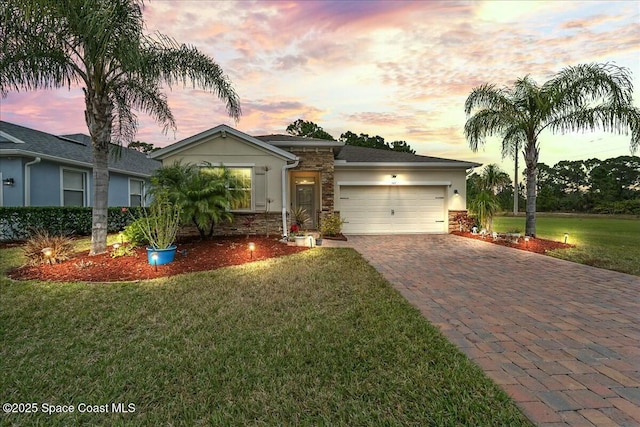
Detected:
[
  {"left": 123, "top": 216, "right": 151, "bottom": 246},
  {"left": 0, "top": 207, "right": 143, "bottom": 241},
  {"left": 320, "top": 213, "right": 345, "bottom": 236}
]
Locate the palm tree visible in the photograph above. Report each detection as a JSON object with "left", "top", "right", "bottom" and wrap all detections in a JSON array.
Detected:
[
  {"left": 150, "top": 162, "right": 244, "bottom": 240},
  {"left": 0, "top": 0, "right": 241, "bottom": 254},
  {"left": 468, "top": 164, "right": 509, "bottom": 232},
  {"left": 464, "top": 63, "right": 639, "bottom": 236}
]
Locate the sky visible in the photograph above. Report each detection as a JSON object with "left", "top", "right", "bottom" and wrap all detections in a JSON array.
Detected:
[{"left": 1, "top": 0, "right": 639, "bottom": 180}]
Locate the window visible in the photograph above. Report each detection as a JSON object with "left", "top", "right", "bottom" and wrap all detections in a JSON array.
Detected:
[
  {"left": 228, "top": 168, "right": 252, "bottom": 210},
  {"left": 62, "top": 169, "right": 87, "bottom": 206},
  {"left": 129, "top": 179, "right": 145, "bottom": 207}
]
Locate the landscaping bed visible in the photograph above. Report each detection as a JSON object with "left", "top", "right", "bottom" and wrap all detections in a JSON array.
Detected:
[
  {"left": 452, "top": 231, "right": 573, "bottom": 254},
  {"left": 7, "top": 235, "right": 308, "bottom": 282}
]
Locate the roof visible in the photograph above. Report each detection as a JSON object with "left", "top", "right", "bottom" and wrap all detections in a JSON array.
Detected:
[
  {"left": 335, "top": 145, "right": 481, "bottom": 168},
  {"left": 150, "top": 124, "right": 297, "bottom": 161},
  {"left": 255, "top": 134, "right": 344, "bottom": 148},
  {"left": 0, "top": 121, "right": 161, "bottom": 176}
]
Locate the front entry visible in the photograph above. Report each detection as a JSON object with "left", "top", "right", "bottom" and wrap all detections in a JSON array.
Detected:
[{"left": 295, "top": 183, "right": 316, "bottom": 229}]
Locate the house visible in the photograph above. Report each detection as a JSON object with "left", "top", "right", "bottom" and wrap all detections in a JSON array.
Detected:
[
  {"left": 150, "top": 124, "right": 480, "bottom": 236},
  {"left": 0, "top": 121, "right": 161, "bottom": 207}
]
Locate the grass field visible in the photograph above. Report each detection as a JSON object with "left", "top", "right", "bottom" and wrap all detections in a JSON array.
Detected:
[
  {"left": 0, "top": 245, "right": 531, "bottom": 426},
  {"left": 494, "top": 214, "right": 640, "bottom": 276}
]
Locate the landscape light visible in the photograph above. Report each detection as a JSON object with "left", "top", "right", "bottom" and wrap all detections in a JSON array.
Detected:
[
  {"left": 113, "top": 243, "right": 120, "bottom": 250},
  {"left": 151, "top": 251, "right": 158, "bottom": 272},
  {"left": 248, "top": 242, "right": 255, "bottom": 259},
  {"left": 524, "top": 236, "right": 530, "bottom": 247},
  {"left": 564, "top": 233, "right": 569, "bottom": 244},
  {"left": 41, "top": 247, "right": 53, "bottom": 264}
]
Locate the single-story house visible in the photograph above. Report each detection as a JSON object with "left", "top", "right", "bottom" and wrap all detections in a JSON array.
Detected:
[
  {"left": 150, "top": 124, "right": 480, "bottom": 236},
  {"left": 0, "top": 121, "right": 161, "bottom": 207}
]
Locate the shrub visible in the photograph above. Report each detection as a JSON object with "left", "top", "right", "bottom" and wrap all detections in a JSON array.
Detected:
[
  {"left": 320, "top": 213, "right": 345, "bottom": 237},
  {"left": 123, "top": 217, "right": 151, "bottom": 247},
  {"left": 23, "top": 230, "right": 75, "bottom": 266}
]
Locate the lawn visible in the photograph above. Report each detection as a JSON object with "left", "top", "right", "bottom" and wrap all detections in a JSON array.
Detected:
[
  {"left": 494, "top": 214, "right": 640, "bottom": 276},
  {"left": 0, "top": 245, "right": 531, "bottom": 426}
]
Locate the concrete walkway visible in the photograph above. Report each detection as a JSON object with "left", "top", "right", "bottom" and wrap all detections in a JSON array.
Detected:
[{"left": 324, "top": 234, "right": 640, "bottom": 426}]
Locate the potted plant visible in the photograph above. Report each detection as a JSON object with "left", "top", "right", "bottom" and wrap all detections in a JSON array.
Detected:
[{"left": 139, "top": 193, "right": 182, "bottom": 265}]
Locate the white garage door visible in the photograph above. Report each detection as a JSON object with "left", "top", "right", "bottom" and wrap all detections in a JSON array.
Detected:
[{"left": 339, "top": 185, "right": 446, "bottom": 234}]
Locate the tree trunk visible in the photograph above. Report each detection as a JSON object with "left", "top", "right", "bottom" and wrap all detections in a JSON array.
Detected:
[
  {"left": 524, "top": 138, "right": 539, "bottom": 237},
  {"left": 85, "top": 88, "right": 114, "bottom": 255},
  {"left": 513, "top": 141, "right": 519, "bottom": 215}
]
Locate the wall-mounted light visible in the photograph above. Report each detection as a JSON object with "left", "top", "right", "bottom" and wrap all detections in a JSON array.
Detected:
[
  {"left": 2, "top": 178, "right": 14, "bottom": 186},
  {"left": 453, "top": 189, "right": 459, "bottom": 195}
]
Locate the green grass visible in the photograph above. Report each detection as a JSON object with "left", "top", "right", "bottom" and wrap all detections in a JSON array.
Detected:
[
  {"left": 494, "top": 214, "right": 640, "bottom": 276},
  {"left": 0, "top": 246, "right": 531, "bottom": 426}
]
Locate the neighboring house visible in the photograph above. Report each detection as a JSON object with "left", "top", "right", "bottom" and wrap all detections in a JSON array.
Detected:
[
  {"left": 0, "top": 121, "right": 161, "bottom": 208},
  {"left": 150, "top": 124, "right": 480, "bottom": 236}
]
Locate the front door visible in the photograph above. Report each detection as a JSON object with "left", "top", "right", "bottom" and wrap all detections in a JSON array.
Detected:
[{"left": 296, "top": 184, "right": 316, "bottom": 229}]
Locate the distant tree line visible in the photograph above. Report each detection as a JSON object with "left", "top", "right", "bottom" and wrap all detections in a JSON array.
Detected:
[
  {"left": 467, "top": 156, "right": 640, "bottom": 215},
  {"left": 286, "top": 119, "right": 416, "bottom": 154}
]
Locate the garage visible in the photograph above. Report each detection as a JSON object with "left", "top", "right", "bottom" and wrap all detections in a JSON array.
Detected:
[{"left": 339, "top": 185, "right": 447, "bottom": 234}]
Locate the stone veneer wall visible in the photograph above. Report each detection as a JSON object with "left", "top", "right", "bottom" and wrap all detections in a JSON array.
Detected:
[
  {"left": 448, "top": 210, "right": 468, "bottom": 233},
  {"left": 177, "top": 213, "right": 285, "bottom": 238}
]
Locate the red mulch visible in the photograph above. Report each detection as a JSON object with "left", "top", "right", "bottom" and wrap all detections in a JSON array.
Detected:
[
  {"left": 7, "top": 236, "right": 309, "bottom": 283},
  {"left": 451, "top": 231, "right": 574, "bottom": 254}
]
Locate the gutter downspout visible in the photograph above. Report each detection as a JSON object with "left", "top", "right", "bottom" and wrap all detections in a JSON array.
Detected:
[
  {"left": 24, "top": 157, "right": 41, "bottom": 206},
  {"left": 281, "top": 158, "right": 299, "bottom": 239}
]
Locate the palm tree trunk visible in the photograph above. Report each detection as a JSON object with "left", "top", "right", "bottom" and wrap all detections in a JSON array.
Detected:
[
  {"left": 524, "top": 138, "right": 538, "bottom": 237},
  {"left": 513, "top": 141, "right": 519, "bottom": 215},
  {"left": 85, "top": 88, "right": 113, "bottom": 255}
]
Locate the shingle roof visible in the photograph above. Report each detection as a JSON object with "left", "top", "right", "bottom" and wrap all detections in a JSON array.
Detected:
[
  {"left": 335, "top": 145, "right": 480, "bottom": 167},
  {"left": 0, "top": 121, "right": 161, "bottom": 176},
  {"left": 255, "top": 134, "right": 343, "bottom": 147}
]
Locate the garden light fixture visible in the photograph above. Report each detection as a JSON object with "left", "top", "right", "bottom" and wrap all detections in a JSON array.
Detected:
[
  {"left": 41, "top": 247, "right": 52, "bottom": 264},
  {"left": 564, "top": 233, "right": 569, "bottom": 244},
  {"left": 151, "top": 251, "right": 158, "bottom": 272},
  {"left": 524, "top": 236, "right": 530, "bottom": 247},
  {"left": 248, "top": 242, "right": 255, "bottom": 259}
]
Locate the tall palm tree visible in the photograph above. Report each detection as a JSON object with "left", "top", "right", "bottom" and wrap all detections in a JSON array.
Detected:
[
  {"left": 464, "top": 63, "right": 639, "bottom": 236},
  {"left": 0, "top": 0, "right": 241, "bottom": 254}
]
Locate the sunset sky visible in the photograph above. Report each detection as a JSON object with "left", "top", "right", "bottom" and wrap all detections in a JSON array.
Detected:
[{"left": 2, "top": 0, "right": 639, "bottom": 179}]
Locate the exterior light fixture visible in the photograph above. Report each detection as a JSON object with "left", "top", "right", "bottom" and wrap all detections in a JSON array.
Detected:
[
  {"left": 248, "top": 242, "right": 255, "bottom": 259},
  {"left": 2, "top": 178, "right": 14, "bottom": 186},
  {"left": 151, "top": 251, "right": 159, "bottom": 272},
  {"left": 41, "top": 247, "right": 53, "bottom": 264},
  {"left": 113, "top": 243, "right": 121, "bottom": 250},
  {"left": 564, "top": 233, "right": 569, "bottom": 244},
  {"left": 391, "top": 174, "right": 397, "bottom": 179},
  {"left": 524, "top": 236, "right": 530, "bottom": 247},
  {"left": 453, "top": 189, "right": 459, "bottom": 195},
  {"left": 118, "top": 232, "right": 124, "bottom": 245}
]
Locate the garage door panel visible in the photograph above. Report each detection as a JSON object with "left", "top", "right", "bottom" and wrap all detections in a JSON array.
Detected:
[{"left": 339, "top": 185, "right": 446, "bottom": 234}]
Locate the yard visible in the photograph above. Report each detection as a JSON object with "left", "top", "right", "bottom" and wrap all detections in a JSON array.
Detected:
[
  {"left": 0, "top": 242, "right": 531, "bottom": 426},
  {"left": 493, "top": 214, "right": 640, "bottom": 276}
]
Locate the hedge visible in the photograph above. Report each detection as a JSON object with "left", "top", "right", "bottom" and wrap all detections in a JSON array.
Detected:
[{"left": 0, "top": 206, "right": 143, "bottom": 241}]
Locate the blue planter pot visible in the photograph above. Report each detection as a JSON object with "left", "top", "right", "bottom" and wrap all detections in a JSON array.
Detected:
[{"left": 147, "top": 245, "right": 177, "bottom": 265}]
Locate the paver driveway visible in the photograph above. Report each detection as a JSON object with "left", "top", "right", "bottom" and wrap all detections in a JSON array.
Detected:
[{"left": 327, "top": 234, "right": 640, "bottom": 426}]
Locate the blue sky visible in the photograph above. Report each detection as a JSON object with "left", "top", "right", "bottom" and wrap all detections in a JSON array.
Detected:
[{"left": 2, "top": 0, "right": 639, "bottom": 179}]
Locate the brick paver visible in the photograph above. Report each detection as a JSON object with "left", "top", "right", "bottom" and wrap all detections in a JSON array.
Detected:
[{"left": 326, "top": 234, "right": 640, "bottom": 426}]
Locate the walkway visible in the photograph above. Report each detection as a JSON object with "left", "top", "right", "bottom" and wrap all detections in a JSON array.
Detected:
[{"left": 325, "top": 234, "right": 640, "bottom": 426}]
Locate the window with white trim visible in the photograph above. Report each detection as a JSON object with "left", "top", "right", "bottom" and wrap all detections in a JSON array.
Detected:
[
  {"left": 62, "top": 169, "right": 87, "bottom": 206},
  {"left": 227, "top": 168, "right": 252, "bottom": 210},
  {"left": 129, "top": 179, "right": 145, "bottom": 207}
]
